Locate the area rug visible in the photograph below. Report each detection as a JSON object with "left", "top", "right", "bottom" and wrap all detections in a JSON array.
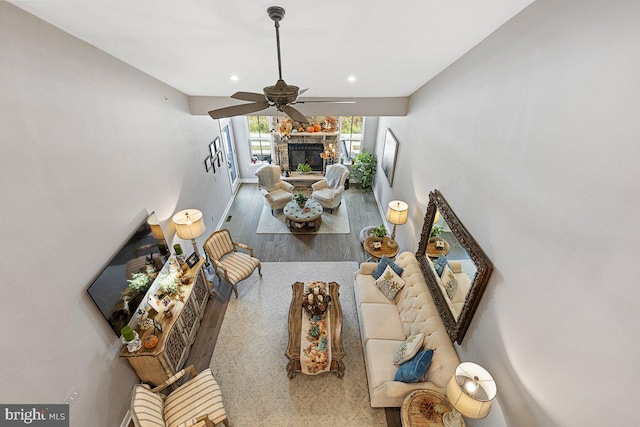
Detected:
[
  {"left": 209, "top": 262, "right": 385, "bottom": 427},
  {"left": 256, "top": 201, "right": 350, "bottom": 234}
]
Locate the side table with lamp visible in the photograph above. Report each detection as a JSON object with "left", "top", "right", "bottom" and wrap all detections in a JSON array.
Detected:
[
  {"left": 443, "top": 362, "right": 497, "bottom": 427},
  {"left": 400, "top": 362, "right": 496, "bottom": 427}
]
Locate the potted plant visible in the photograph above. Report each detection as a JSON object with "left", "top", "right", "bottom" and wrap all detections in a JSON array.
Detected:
[
  {"left": 352, "top": 151, "right": 377, "bottom": 191},
  {"left": 296, "top": 163, "right": 312, "bottom": 174},
  {"left": 294, "top": 191, "right": 308, "bottom": 208},
  {"left": 371, "top": 225, "right": 387, "bottom": 241},
  {"left": 429, "top": 225, "right": 445, "bottom": 241}
]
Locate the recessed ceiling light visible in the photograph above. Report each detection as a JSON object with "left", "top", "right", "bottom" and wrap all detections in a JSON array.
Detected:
[
  {"left": 347, "top": 75, "right": 356, "bottom": 83},
  {"left": 230, "top": 75, "right": 239, "bottom": 82}
]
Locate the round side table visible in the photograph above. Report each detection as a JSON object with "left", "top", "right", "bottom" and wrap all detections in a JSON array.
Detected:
[
  {"left": 363, "top": 236, "right": 399, "bottom": 261},
  {"left": 401, "top": 390, "right": 463, "bottom": 427}
]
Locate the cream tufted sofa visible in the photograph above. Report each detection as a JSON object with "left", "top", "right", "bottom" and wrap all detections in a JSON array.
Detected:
[{"left": 353, "top": 251, "right": 460, "bottom": 407}]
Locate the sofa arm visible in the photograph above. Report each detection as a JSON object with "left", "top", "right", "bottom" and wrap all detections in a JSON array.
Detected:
[
  {"left": 311, "top": 179, "right": 328, "bottom": 191},
  {"left": 356, "top": 262, "right": 378, "bottom": 276}
]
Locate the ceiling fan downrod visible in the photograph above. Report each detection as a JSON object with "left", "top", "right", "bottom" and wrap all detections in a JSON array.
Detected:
[{"left": 267, "top": 6, "right": 286, "bottom": 81}]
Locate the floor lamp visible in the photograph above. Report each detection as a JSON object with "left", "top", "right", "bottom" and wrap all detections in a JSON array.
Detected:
[{"left": 172, "top": 209, "right": 206, "bottom": 257}]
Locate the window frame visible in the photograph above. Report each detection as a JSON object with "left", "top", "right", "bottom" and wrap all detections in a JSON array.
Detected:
[
  {"left": 339, "top": 116, "right": 364, "bottom": 162},
  {"left": 247, "top": 116, "right": 273, "bottom": 164}
]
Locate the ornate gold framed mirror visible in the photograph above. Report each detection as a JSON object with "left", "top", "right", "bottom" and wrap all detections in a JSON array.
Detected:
[{"left": 416, "top": 190, "right": 493, "bottom": 343}]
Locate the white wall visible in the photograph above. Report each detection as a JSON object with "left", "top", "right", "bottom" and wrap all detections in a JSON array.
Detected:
[
  {"left": 0, "top": 3, "right": 232, "bottom": 425},
  {"left": 374, "top": 0, "right": 640, "bottom": 425}
]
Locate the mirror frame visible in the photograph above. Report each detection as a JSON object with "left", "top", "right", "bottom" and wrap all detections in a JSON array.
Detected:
[{"left": 416, "top": 189, "right": 493, "bottom": 344}]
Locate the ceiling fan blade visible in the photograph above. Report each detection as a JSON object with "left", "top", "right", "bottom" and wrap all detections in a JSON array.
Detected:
[
  {"left": 294, "top": 100, "right": 356, "bottom": 104},
  {"left": 208, "top": 102, "right": 270, "bottom": 120},
  {"left": 231, "top": 92, "right": 267, "bottom": 103},
  {"left": 298, "top": 88, "right": 309, "bottom": 96},
  {"left": 280, "top": 105, "right": 309, "bottom": 124}
]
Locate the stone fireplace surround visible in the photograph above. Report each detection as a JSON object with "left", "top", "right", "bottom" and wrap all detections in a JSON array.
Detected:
[{"left": 273, "top": 133, "right": 341, "bottom": 172}]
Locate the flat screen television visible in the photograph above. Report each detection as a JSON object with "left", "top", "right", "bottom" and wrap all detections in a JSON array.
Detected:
[{"left": 87, "top": 213, "right": 166, "bottom": 337}]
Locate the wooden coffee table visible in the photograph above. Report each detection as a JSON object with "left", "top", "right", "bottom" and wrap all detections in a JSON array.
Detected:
[
  {"left": 285, "top": 281, "right": 345, "bottom": 378},
  {"left": 401, "top": 390, "right": 462, "bottom": 427},
  {"left": 426, "top": 237, "right": 450, "bottom": 258},
  {"left": 283, "top": 199, "right": 323, "bottom": 232}
]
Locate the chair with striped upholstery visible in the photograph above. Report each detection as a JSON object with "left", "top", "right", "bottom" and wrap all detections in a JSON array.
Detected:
[
  {"left": 203, "top": 229, "right": 262, "bottom": 298},
  {"left": 130, "top": 365, "right": 229, "bottom": 427}
]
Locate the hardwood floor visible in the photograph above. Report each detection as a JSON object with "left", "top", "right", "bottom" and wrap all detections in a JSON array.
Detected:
[{"left": 183, "top": 183, "right": 402, "bottom": 426}]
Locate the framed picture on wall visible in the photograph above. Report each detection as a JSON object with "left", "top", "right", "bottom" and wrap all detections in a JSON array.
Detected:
[
  {"left": 209, "top": 140, "right": 216, "bottom": 158},
  {"left": 382, "top": 128, "right": 399, "bottom": 187},
  {"left": 204, "top": 156, "right": 212, "bottom": 172},
  {"left": 213, "top": 136, "right": 221, "bottom": 153},
  {"left": 216, "top": 151, "right": 222, "bottom": 168},
  {"left": 211, "top": 156, "right": 217, "bottom": 173}
]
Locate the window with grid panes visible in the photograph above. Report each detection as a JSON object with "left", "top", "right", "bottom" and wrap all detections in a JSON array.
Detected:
[
  {"left": 339, "top": 116, "right": 363, "bottom": 162},
  {"left": 248, "top": 116, "right": 272, "bottom": 163}
]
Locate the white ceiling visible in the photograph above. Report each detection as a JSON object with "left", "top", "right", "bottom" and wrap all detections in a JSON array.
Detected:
[{"left": 11, "top": 0, "right": 534, "bottom": 98}]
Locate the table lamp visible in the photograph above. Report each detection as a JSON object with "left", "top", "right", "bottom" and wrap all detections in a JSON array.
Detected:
[
  {"left": 172, "top": 209, "right": 206, "bottom": 257},
  {"left": 385, "top": 200, "right": 408, "bottom": 249},
  {"left": 443, "top": 362, "right": 497, "bottom": 427}
]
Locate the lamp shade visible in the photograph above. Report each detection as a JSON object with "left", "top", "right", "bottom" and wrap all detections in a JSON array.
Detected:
[
  {"left": 386, "top": 200, "right": 408, "bottom": 225},
  {"left": 446, "top": 362, "right": 497, "bottom": 419},
  {"left": 172, "top": 209, "right": 206, "bottom": 240}
]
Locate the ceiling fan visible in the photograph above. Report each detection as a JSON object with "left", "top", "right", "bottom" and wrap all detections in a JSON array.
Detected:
[{"left": 208, "top": 6, "right": 352, "bottom": 124}]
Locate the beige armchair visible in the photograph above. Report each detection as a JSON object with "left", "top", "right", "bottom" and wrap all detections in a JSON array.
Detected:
[
  {"left": 311, "top": 164, "right": 350, "bottom": 213},
  {"left": 255, "top": 164, "right": 294, "bottom": 215},
  {"left": 130, "top": 365, "right": 229, "bottom": 427},
  {"left": 203, "top": 229, "right": 262, "bottom": 298}
]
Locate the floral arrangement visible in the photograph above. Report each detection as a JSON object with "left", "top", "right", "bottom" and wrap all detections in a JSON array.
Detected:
[
  {"left": 127, "top": 272, "right": 151, "bottom": 293},
  {"left": 157, "top": 274, "right": 180, "bottom": 296}
]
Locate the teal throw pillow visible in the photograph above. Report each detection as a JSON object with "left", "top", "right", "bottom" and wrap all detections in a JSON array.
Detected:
[
  {"left": 433, "top": 255, "right": 449, "bottom": 277},
  {"left": 394, "top": 349, "right": 434, "bottom": 383},
  {"left": 373, "top": 255, "right": 404, "bottom": 279}
]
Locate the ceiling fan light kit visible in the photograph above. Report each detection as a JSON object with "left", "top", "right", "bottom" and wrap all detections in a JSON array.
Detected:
[{"left": 208, "top": 6, "right": 350, "bottom": 124}]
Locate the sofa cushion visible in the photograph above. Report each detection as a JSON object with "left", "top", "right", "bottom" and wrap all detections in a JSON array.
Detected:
[
  {"left": 373, "top": 255, "right": 404, "bottom": 279},
  {"left": 374, "top": 265, "right": 406, "bottom": 300},
  {"left": 131, "top": 384, "right": 165, "bottom": 427},
  {"left": 360, "top": 303, "right": 406, "bottom": 343},
  {"left": 354, "top": 274, "right": 395, "bottom": 306},
  {"left": 364, "top": 338, "right": 405, "bottom": 390},
  {"left": 393, "top": 332, "right": 425, "bottom": 365},
  {"left": 164, "top": 368, "right": 227, "bottom": 427},
  {"left": 394, "top": 350, "right": 434, "bottom": 383}
]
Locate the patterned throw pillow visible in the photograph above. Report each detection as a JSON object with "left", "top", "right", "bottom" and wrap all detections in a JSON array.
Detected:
[
  {"left": 442, "top": 265, "right": 458, "bottom": 300},
  {"left": 393, "top": 332, "right": 425, "bottom": 365},
  {"left": 374, "top": 265, "right": 406, "bottom": 300}
]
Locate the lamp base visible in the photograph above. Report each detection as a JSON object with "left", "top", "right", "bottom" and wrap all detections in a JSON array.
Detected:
[
  {"left": 442, "top": 409, "right": 464, "bottom": 427},
  {"left": 386, "top": 239, "right": 398, "bottom": 249}
]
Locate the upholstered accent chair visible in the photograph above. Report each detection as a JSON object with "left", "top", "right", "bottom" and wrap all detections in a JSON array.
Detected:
[
  {"left": 311, "top": 164, "right": 350, "bottom": 213},
  {"left": 130, "top": 365, "right": 229, "bottom": 427},
  {"left": 203, "top": 229, "right": 262, "bottom": 298},
  {"left": 255, "top": 164, "right": 294, "bottom": 215}
]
